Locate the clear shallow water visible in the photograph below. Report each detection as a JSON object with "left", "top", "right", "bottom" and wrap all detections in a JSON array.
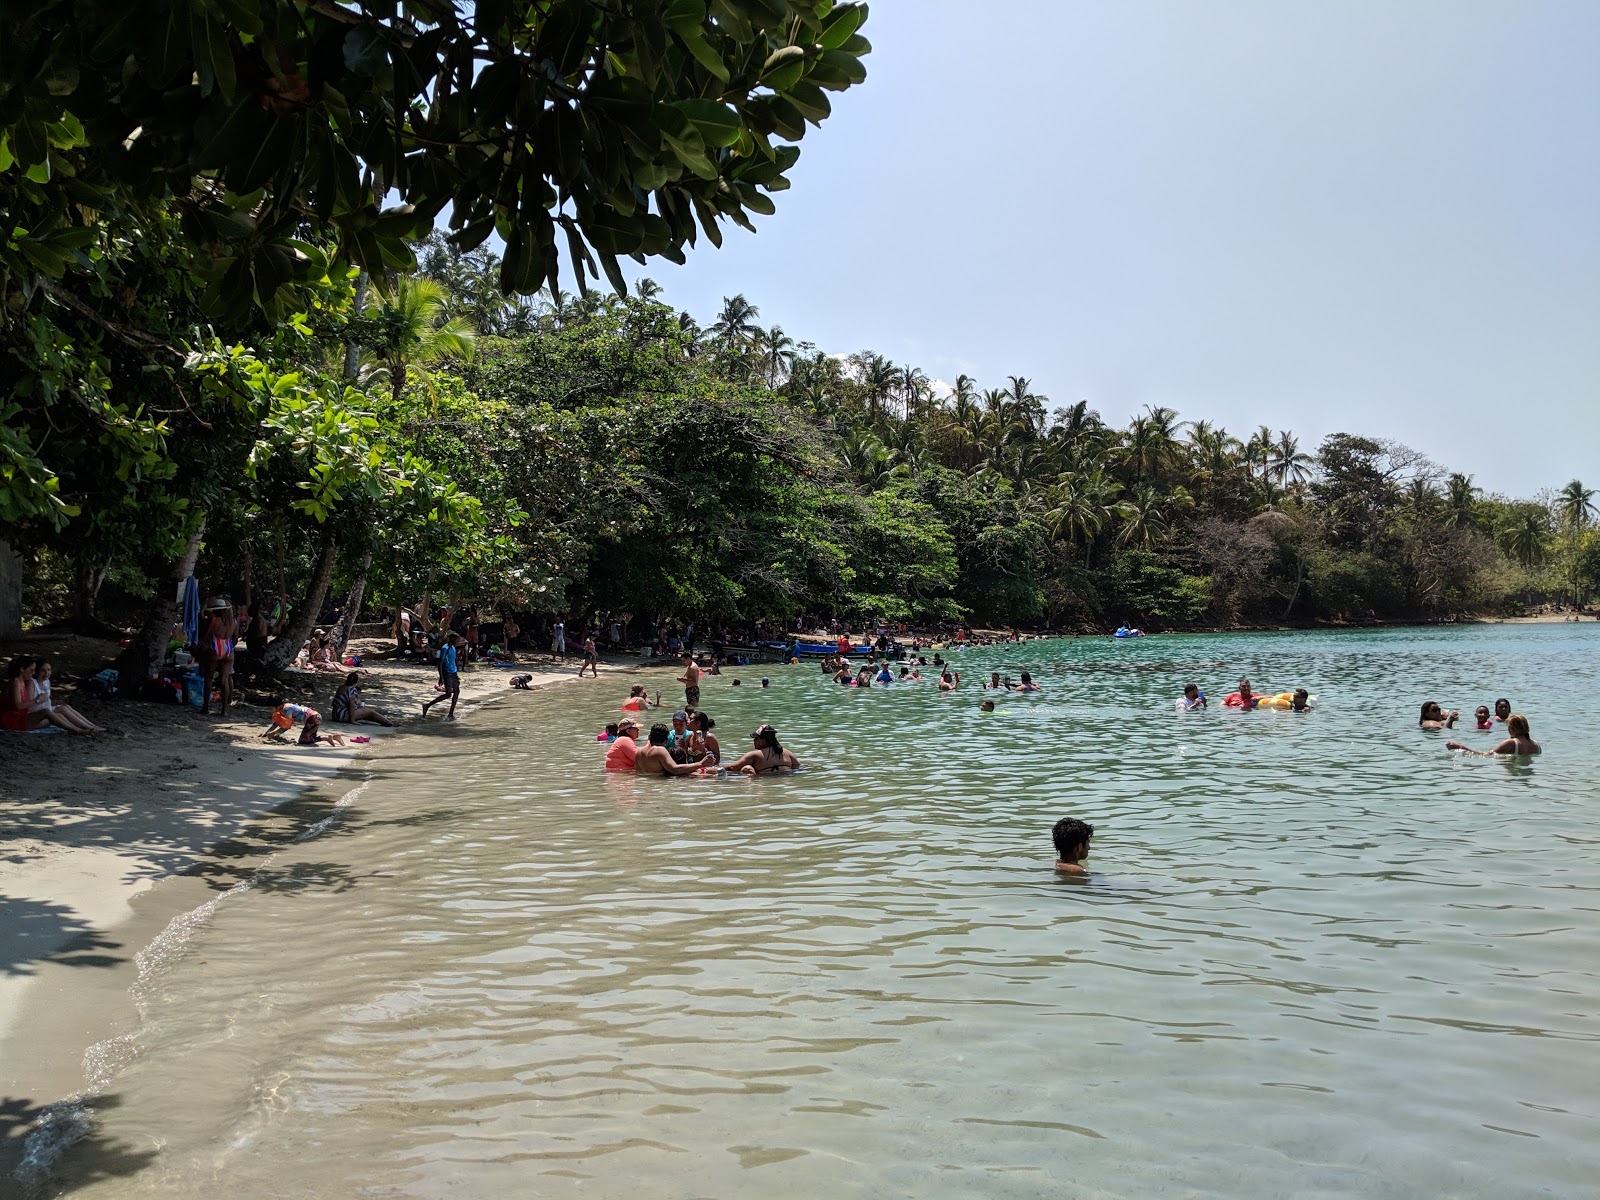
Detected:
[{"left": 34, "top": 626, "right": 1600, "bottom": 1198}]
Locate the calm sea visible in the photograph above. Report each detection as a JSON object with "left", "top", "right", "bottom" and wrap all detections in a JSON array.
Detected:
[{"left": 28, "top": 625, "right": 1600, "bottom": 1198}]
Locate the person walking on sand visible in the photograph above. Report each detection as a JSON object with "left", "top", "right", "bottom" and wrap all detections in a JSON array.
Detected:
[
  {"left": 422, "top": 634, "right": 463, "bottom": 720},
  {"left": 578, "top": 633, "right": 600, "bottom": 678}
]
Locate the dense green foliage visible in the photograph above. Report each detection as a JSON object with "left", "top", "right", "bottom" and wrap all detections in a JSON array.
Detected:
[
  {"left": 14, "top": 240, "right": 1596, "bottom": 640},
  {"left": 1, "top": 0, "right": 871, "bottom": 536}
]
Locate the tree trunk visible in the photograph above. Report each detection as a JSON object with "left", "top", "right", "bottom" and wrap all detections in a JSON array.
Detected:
[
  {"left": 114, "top": 519, "right": 206, "bottom": 683},
  {"left": 257, "top": 534, "right": 340, "bottom": 672},
  {"left": 1282, "top": 555, "right": 1308, "bottom": 619},
  {"left": 344, "top": 271, "right": 369, "bottom": 381},
  {"left": 72, "top": 555, "right": 111, "bottom": 627},
  {"left": 333, "top": 550, "right": 373, "bottom": 654}
]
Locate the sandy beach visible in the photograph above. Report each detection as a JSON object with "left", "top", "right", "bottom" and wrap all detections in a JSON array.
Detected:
[{"left": 0, "top": 637, "right": 636, "bottom": 1178}]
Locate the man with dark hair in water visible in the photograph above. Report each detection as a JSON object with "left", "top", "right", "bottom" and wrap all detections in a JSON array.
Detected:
[
  {"left": 1052, "top": 818, "right": 1095, "bottom": 875},
  {"left": 636, "top": 723, "right": 715, "bottom": 776}
]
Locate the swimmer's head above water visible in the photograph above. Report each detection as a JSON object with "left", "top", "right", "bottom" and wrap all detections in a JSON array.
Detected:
[{"left": 1052, "top": 817, "right": 1095, "bottom": 874}]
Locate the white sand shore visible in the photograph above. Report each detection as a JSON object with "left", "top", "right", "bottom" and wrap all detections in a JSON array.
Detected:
[{"left": 0, "top": 650, "right": 640, "bottom": 1176}]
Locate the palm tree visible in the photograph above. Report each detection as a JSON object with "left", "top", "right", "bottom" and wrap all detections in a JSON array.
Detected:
[
  {"left": 364, "top": 277, "right": 477, "bottom": 407},
  {"left": 1556, "top": 479, "right": 1596, "bottom": 604},
  {"left": 1444, "top": 473, "right": 1479, "bottom": 527},
  {"left": 854, "top": 353, "right": 902, "bottom": 422},
  {"left": 1557, "top": 479, "right": 1596, "bottom": 531},
  {"left": 1044, "top": 470, "right": 1121, "bottom": 561},
  {"left": 709, "top": 294, "right": 761, "bottom": 350},
  {"left": 756, "top": 325, "right": 796, "bottom": 388},
  {"left": 1270, "top": 430, "right": 1314, "bottom": 485},
  {"left": 1500, "top": 510, "right": 1550, "bottom": 568},
  {"left": 1115, "top": 483, "right": 1173, "bottom": 548}
]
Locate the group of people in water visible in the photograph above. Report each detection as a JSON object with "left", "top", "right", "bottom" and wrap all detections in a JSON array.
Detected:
[{"left": 1420, "top": 696, "right": 1542, "bottom": 755}]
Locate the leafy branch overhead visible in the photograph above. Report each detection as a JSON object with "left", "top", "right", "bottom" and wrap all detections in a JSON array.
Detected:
[{"left": 1, "top": 0, "right": 872, "bottom": 322}]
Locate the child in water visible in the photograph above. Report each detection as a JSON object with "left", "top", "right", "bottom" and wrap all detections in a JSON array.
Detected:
[
  {"left": 1474, "top": 705, "right": 1492, "bottom": 730},
  {"left": 1052, "top": 817, "right": 1095, "bottom": 876}
]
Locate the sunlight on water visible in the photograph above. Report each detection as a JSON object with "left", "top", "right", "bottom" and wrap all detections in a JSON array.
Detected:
[{"left": 39, "top": 627, "right": 1600, "bottom": 1198}]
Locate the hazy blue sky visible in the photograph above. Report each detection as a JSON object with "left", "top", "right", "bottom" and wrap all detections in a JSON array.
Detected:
[{"left": 625, "top": 0, "right": 1599, "bottom": 498}]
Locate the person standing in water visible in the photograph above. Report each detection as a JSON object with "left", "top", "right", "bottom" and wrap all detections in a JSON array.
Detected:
[
  {"left": 1449, "top": 714, "right": 1541, "bottom": 756},
  {"left": 678, "top": 653, "right": 702, "bottom": 708},
  {"left": 1052, "top": 818, "right": 1095, "bottom": 875}
]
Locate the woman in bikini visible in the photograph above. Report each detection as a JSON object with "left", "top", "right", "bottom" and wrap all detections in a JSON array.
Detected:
[
  {"left": 723, "top": 724, "right": 802, "bottom": 776},
  {"left": 195, "top": 595, "right": 237, "bottom": 716},
  {"left": 1448, "top": 714, "right": 1541, "bottom": 756}
]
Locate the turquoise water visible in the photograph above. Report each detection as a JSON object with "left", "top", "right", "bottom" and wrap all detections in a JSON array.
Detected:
[{"left": 35, "top": 626, "right": 1600, "bottom": 1198}]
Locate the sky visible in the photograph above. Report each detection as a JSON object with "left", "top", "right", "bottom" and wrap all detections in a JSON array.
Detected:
[{"left": 621, "top": 0, "right": 1600, "bottom": 498}]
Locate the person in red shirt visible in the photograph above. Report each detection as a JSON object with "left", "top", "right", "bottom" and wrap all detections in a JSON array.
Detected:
[{"left": 605, "top": 718, "right": 640, "bottom": 770}]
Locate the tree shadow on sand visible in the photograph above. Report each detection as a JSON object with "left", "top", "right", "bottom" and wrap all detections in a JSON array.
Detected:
[
  {"left": 0, "top": 896, "right": 128, "bottom": 978},
  {"left": 1, "top": 1093, "right": 157, "bottom": 1198}
]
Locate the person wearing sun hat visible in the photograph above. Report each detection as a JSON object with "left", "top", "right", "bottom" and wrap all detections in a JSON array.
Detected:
[
  {"left": 605, "top": 717, "right": 641, "bottom": 771},
  {"left": 722, "top": 723, "right": 802, "bottom": 776},
  {"left": 195, "top": 593, "right": 238, "bottom": 716}
]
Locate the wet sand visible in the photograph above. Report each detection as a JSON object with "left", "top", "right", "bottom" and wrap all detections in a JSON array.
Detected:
[{"left": 0, "top": 646, "right": 635, "bottom": 1178}]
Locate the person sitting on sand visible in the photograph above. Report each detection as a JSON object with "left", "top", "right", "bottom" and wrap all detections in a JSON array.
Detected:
[
  {"left": 29, "top": 659, "right": 103, "bottom": 733},
  {"left": 260, "top": 701, "right": 347, "bottom": 747},
  {"left": 307, "top": 636, "right": 344, "bottom": 673},
  {"left": 331, "top": 673, "right": 396, "bottom": 727},
  {"left": 4, "top": 657, "right": 87, "bottom": 734},
  {"left": 1419, "top": 701, "right": 1458, "bottom": 730},
  {"left": 510, "top": 674, "right": 534, "bottom": 690},
  {"left": 1493, "top": 698, "right": 1512, "bottom": 723},
  {"left": 636, "top": 723, "right": 716, "bottom": 777},
  {"left": 605, "top": 718, "right": 640, "bottom": 770},
  {"left": 1053, "top": 817, "right": 1095, "bottom": 876},
  {"left": 722, "top": 724, "right": 802, "bottom": 776},
  {"left": 1449, "top": 714, "right": 1541, "bottom": 756},
  {"left": 1472, "top": 705, "right": 1492, "bottom": 729},
  {"left": 1014, "top": 670, "right": 1041, "bottom": 693},
  {"left": 1178, "top": 682, "right": 1207, "bottom": 711}
]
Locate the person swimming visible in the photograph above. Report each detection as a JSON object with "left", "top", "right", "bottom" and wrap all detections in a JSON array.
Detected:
[
  {"left": 1178, "top": 682, "right": 1207, "bottom": 711},
  {"left": 1473, "top": 705, "right": 1492, "bottom": 729},
  {"left": 1493, "top": 698, "right": 1512, "bottom": 723},
  {"left": 1052, "top": 817, "right": 1095, "bottom": 876},
  {"left": 1014, "top": 671, "right": 1041, "bottom": 693},
  {"left": 979, "top": 699, "right": 995, "bottom": 713},
  {"left": 1289, "top": 687, "right": 1311, "bottom": 712},
  {"left": 1448, "top": 713, "right": 1540, "bottom": 756},
  {"left": 1419, "top": 701, "right": 1458, "bottom": 730}
]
